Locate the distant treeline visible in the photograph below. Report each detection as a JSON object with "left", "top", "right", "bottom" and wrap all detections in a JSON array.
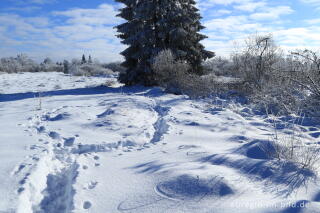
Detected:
[{"left": 0, "top": 54, "right": 125, "bottom": 76}]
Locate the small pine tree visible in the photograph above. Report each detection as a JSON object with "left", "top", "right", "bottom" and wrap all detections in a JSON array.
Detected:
[
  {"left": 81, "top": 54, "right": 86, "bottom": 64},
  {"left": 63, "top": 60, "right": 69, "bottom": 74},
  {"left": 43, "top": 57, "right": 52, "bottom": 64},
  {"left": 88, "top": 55, "right": 93, "bottom": 64}
]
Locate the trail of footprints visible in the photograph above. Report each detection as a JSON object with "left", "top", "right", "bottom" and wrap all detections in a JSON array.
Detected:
[
  {"left": 15, "top": 96, "right": 174, "bottom": 211},
  {"left": 14, "top": 109, "right": 97, "bottom": 211}
]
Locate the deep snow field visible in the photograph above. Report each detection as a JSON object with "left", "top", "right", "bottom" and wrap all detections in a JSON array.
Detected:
[{"left": 1, "top": 72, "right": 320, "bottom": 213}]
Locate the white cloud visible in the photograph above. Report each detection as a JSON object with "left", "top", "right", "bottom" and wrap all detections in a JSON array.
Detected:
[
  {"left": 29, "top": 0, "right": 53, "bottom": 4},
  {"left": 234, "top": 1, "right": 266, "bottom": 12},
  {"left": 0, "top": 4, "right": 124, "bottom": 62},
  {"left": 299, "top": 0, "right": 320, "bottom": 9},
  {"left": 3, "top": 6, "right": 41, "bottom": 12},
  {"left": 8, "top": 0, "right": 55, "bottom": 5},
  {"left": 249, "top": 6, "right": 294, "bottom": 21},
  {"left": 305, "top": 18, "right": 320, "bottom": 25},
  {"left": 198, "top": 0, "right": 251, "bottom": 6},
  {"left": 215, "top": 9, "right": 232, "bottom": 16},
  {"left": 1, "top": 0, "right": 319, "bottom": 61},
  {"left": 53, "top": 4, "right": 121, "bottom": 26},
  {"left": 300, "top": 0, "right": 320, "bottom": 4},
  {"left": 199, "top": 0, "right": 298, "bottom": 57}
]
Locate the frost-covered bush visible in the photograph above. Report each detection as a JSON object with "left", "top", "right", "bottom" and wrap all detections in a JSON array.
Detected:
[
  {"left": 202, "top": 57, "right": 235, "bottom": 76},
  {"left": 153, "top": 50, "right": 228, "bottom": 98},
  {"left": 0, "top": 54, "right": 117, "bottom": 76},
  {"left": 0, "top": 54, "right": 40, "bottom": 73},
  {"left": 39, "top": 58, "right": 63, "bottom": 72},
  {"left": 69, "top": 64, "right": 85, "bottom": 76},
  {"left": 222, "top": 34, "right": 307, "bottom": 115},
  {"left": 261, "top": 115, "right": 320, "bottom": 170},
  {"left": 80, "top": 64, "right": 114, "bottom": 76},
  {"left": 0, "top": 55, "right": 67, "bottom": 73},
  {"left": 232, "top": 34, "right": 281, "bottom": 91},
  {"left": 152, "top": 49, "right": 191, "bottom": 94},
  {"left": 249, "top": 49, "right": 320, "bottom": 116},
  {"left": 68, "top": 60, "right": 114, "bottom": 77},
  {"left": 102, "top": 62, "right": 125, "bottom": 73},
  {"left": 290, "top": 50, "right": 320, "bottom": 98}
]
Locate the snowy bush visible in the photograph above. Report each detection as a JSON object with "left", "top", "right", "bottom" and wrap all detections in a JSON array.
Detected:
[
  {"left": 232, "top": 34, "right": 281, "bottom": 91},
  {"left": 150, "top": 38, "right": 320, "bottom": 118},
  {"left": 289, "top": 50, "right": 320, "bottom": 98},
  {"left": 0, "top": 55, "right": 67, "bottom": 73},
  {"left": 39, "top": 58, "right": 64, "bottom": 72},
  {"left": 0, "top": 54, "right": 40, "bottom": 73},
  {"left": 202, "top": 57, "right": 235, "bottom": 76},
  {"left": 153, "top": 50, "right": 243, "bottom": 98},
  {"left": 102, "top": 62, "right": 125, "bottom": 73},
  {"left": 250, "top": 50, "right": 320, "bottom": 116},
  {"left": 209, "top": 34, "right": 307, "bottom": 115},
  {"left": 152, "top": 49, "right": 191, "bottom": 94},
  {"left": 69, "top": 62, "right": 114, "bottom": 77},
  {"left": 261, "top": 115, "right": 320, "bottom": 170},
  {"left": 69, "top": 64, "right": 85, "bottom": 76}
]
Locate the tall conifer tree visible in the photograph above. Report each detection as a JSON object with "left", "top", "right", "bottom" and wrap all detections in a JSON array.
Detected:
[{"left": 116, "top": 0, "right": 214, "bottom": 86}]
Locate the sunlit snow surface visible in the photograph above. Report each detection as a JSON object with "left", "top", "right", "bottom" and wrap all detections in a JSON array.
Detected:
[{"left": 1, "top": 72, "right": 320, "bottom": 213}]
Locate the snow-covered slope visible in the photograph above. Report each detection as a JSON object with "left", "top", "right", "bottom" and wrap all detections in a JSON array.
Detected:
[{"left": 1, "top": 72, "right": 320, "bottom": 213}]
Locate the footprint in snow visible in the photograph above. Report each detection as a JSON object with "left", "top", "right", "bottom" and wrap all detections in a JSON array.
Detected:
[
  {"left": 64, "top": 137, "right": 75, "bottom": 147},
  {"left": 36, "top": 126, "right": 45, "bottom": 133},
  {"left": 17, "top": 187, "right": 25, "bottom": 194},
  {"left": 48, "top": 131, "right": 60, "bottom": 140},
  {"left": 83, "top": 201, "right": 92, "bottom": 209},
  {"left": 88, "top": 181, "right": 98, "bottom": 189},
  {"left": 84, "top": 181, "right": 98, "bottom": 190},
  {"left": 13, "top": 164, "right": 26, "bottom": 175}
]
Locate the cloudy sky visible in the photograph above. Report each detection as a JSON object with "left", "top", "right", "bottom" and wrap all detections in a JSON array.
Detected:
[{"left": 0, "top": 0, "right": 319, "bottom": 62}]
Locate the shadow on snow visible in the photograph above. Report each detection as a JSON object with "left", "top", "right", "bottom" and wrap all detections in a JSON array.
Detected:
[{"left": 0, "top": 85, "right": 166, "bottom": 102}]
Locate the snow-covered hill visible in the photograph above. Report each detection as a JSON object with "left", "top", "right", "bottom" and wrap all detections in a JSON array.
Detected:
[{"left": 1, "top": 72, "right": 320, "bottom": 213}]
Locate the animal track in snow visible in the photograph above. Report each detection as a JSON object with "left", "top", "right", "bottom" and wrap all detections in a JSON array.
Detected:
[
  {"left": 83, "top": 181, "right": 98, "bottom": 190},
  {"left": 48, "top": 131, "right": 61, "bottom": 140},
  {"left": 83, "top": 201, "right": 92, "bottom": 209}
]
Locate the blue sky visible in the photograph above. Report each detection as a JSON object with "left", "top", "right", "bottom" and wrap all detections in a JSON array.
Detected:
[{"left": 0, "top": 0, "right": 320, "bottom": 62}]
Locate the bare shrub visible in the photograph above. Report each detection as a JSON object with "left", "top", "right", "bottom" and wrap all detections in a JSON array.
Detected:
[
  {"left": 40, "top": 58, "right": 64, "bottom": 72},
  {"left": 105, "top": 79, "right": 117, "bottom": 87},
  {"left": 153, "top": 50, "right": 245, "bottom": 98},
  {"left": 68, "top": 60, "right": 114, "bottom": 77},
  {"left": 261, "top": 114, "right": 320, "bottom": 170},
  {"left": 289, "top": 50, "right": 320, "bottom": 98},
  {"left": 152, "top": 49, "right": 191, "bottom": 94},
  {"left": 69, "top": 64, "right": 85, "bottom": 76},
  {"left": 229, "top": 34, "right": 305, "bottom": 114},
  {"left": 0, "top": 54, "right": 40, "bottom": 73},
  {"left": 80, "top": 64, "right": 114, "bottom": 76},
  {"left": 202, "top": 56, "right": 235, "bottom": 76},
  {"left": 232, "top": 33, "right": 281, "bottom": 91},
  {"left": 102, "top": 62, "right": 125, "bottom": 73}
]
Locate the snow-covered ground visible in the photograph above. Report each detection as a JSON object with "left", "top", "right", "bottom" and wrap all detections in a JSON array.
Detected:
[{"left": 1, "top": 72, "right": 320, "bottom": 213}]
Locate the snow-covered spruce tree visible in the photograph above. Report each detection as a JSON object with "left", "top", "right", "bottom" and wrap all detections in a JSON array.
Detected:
[
  {"left": 116, "top": 0, "right": 141, "bottom": 85},
  {"left": 157, "top": 0, "right": 214, "bottom": 73},
  {"left": 81, "top": 54, "right": 87, "bottom": 64},
  {"left": 88, "top": 55, "right": 93, "bottom": 64},
  {"left": 116, "top": 0, "right": 214, "bottom": 86}
]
